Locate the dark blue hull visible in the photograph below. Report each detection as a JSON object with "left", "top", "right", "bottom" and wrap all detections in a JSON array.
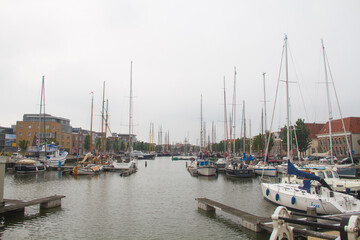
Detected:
[{"left": 225, "top": 168, "right": 254, "bottom": 178}]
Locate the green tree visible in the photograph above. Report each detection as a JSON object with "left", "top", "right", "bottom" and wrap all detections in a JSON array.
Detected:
[
  {"left": 113, "top": 139, "right": 119, "bottom": 153},
  {"left": 294, "top": 119, "right": 311, "bottom": 155},
  {"left": 120, "top": 141, "right": 126, "bottom": 151},
  {"left": 281, "top": 119, "right": 310, "bottom": 157},
  {"left": 252, "top": 131, "right": 274, "bottom": 156},
  {"left": 96, "top": 138, "right": 101, "bottom": 150},
  {"left": 18, "top": 140, "right": 29, "bottom": 153},
  {"left": 84, "top": 135, "right": 90, "bottom": 152},
  {"left": 106, "top": 138, "right": 111, "bottom": 152}
]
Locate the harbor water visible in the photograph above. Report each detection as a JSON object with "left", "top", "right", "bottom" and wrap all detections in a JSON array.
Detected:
[{"left": 1, "top": 157, "right": 277, "bottom": 239}]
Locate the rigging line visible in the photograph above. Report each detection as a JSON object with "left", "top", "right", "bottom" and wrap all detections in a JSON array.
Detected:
[
  {"left": 288, "top": 41, "right": 309, "bottom": 121},
  {"left": 265, "top": 38, "right": 285, "bottom": 156},
  {"left": 261, "top": 37, "right": 286, "bottom": 181},
  {"left": 324, "top": 46, "right": 354, "bottom": 164}
]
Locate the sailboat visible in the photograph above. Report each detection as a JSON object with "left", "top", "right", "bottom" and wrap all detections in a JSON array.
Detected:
[
  {"left": 226, "top": 99, "right": 254, "bottom": 178},
  {"left": 260, "top": 36, "right": 360, "bottom": 214},
  {"left": 72, "top": 92, "right": 103, "bottom": 176},
  {"left": 187, "top": 95, "right": 217, "bottom": 177},
  {"left": 253, "top": 73, "right": 276, "bottom": 177},
  {"left": 112, "top": 61, "right": 137, "bottom": 174},
  {"left": 263, "top": 161, "right": 360, "bottom": 214},
  {"left": 14, "top": 76, "right": 47, "bottom": 173}
]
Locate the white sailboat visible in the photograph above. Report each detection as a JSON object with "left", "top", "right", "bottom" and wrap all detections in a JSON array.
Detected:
[
  {"left": 112, "top": 61, "right": 137, "bottom": 173},
  {"left": 187, "top": 95, "right": 217, "bottom": 177},
  {"left": 261, "top": 36, "right": 360, "bottom": 214},
  {"left": 262, "top": 161, "right": 360, "bottom": 214},
  {"left": 254, "top": 73, "right": 276, "bottom": 177}
]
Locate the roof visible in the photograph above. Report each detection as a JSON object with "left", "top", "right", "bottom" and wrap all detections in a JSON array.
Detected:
[
  {"left": 318, "top": 117, "right": 360, "bottom": 135},
  {"left": 305, "top": 123, "right": 325, "bottom": 139}
]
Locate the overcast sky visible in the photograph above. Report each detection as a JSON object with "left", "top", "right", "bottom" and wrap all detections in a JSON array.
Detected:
[{"left": 1, "top": 0, "right": 359, "bottom": 145}]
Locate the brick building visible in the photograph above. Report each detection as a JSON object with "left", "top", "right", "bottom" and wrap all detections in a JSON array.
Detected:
[
  {"left": 316, "top": 117, "right": 360, "bottom": 158},
  {"left": 16, "top": 114, "right": 73, "bottom": 153}
]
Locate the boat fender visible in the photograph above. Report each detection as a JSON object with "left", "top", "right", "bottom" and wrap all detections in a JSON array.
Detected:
[
  {"left": 275, "top": 193, "right": 280, "bottom": 201},
  {"left": 266, "top": 189, "right": 270, "bottom": 196},
  {"left": 291, "top": 196, "right": 296, "bottom": 205}
]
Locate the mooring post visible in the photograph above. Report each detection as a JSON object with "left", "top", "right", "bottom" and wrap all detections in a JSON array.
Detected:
[
  {"left": 306, "top": 206, "right": 317, "bottom": 231},
  {"left": 0, "top": 157, "right": 6, "bottom": 207}
]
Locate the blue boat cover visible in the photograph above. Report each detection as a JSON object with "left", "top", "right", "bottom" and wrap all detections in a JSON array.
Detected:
[{"left": 287, "top": 160, "right": 321, "bottom": 181}]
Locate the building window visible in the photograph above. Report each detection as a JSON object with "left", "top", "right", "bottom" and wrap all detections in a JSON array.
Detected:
[
  {"left": 19, "top": 132, "right": 22, "bottom": 136},
  {"left": 52, "top": 126, "right": 55, "bottom": 130},
  {"left": 28, "top": 132, "right": 31, "bottom": 136},
  {"left": 28, "top": 125, "right": 31, "bottom": 129},
  {"left": 19, "top": 125, "right": 23, "bottom": 129},
  {"left": 46, "top": 125, "right": 49, "bottom": 130}
]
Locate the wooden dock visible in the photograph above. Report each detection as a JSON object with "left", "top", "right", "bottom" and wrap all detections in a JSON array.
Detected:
[
  {"left": 196, "top": 197, "right": 271, "bottom": 232},
  {"left": 0, "top": 195, "right": 65, "bottom": 214},
  {"left": 196, "top": 198, "right": 347, "bottom": 239}
]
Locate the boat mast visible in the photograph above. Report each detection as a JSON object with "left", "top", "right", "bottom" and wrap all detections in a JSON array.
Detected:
[
  {"left": 285, "top": 35, "right": 292, "bottom": 161},
  {"left": 322, "top": 40, "right": 333, "bottom": 164},
  {"left": 129, "top": 61, "right": 133, "bottom": 158},
  {"left": 249, "top": 119, "right": 252, "bottom": 156},
  {"left": 322, "top": 41, "right": 354, "bottom": 163},
  {"left": 200, "top": 95, "right": 203, "bottom": 159},
  {"left": 38, "top": 76, "right": 47, "bottom": 156},
  {"left": 223, "top": 78, "right": 228, "bottom": 157},
  {"left": 232, "top": 67, "right": 237, "bottom": 156},
  {"left": 262, "top": 73, "right": 267, "bottom": 151},
  {"left": 243, "top": 100, "right": 246, "bottom": 154},
  {"left": 105, "top": 99, "right": 108, "bottom": 153},
  {"left": 90, "top": 92, "right": 94, "bottom": 154},
  {"left": 101, "top": 81, "right": 105, "bottom": 153}
]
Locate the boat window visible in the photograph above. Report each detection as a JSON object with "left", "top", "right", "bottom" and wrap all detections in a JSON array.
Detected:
[
  {"left": 326, "top": 171, "right": 333, "bottom": 178},
  {"left": 333, "top": 171, "right": 339, "bottom": 178},
  {"left": 318, "top": 172, "right": 325, "bottom": 179}
]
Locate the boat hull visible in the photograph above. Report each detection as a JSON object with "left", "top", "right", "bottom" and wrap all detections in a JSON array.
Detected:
[
  {"left": 197, "top": 167, "right": 217, "bottom": 177},
  {"left": 261, "top": 182, "right": 360, "bottom": 214},
  {"left": 14, "top": 164, "right": 46, "bottom": 173},
  {"left": 225, "top": 168, "right": 254, "bottom": 178},
  {"left": 254, "top": 167, "right": 277, "bottom": 177}
]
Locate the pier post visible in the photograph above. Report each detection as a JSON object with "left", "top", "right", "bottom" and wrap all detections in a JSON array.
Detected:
[
  {"left": 306, "top": 206, "right": 317, "bottom": 231},
  {"left": 0, "top": 157, "right": 7, "bottom": 207},
  {"left": 198, "top": 202, "right": 215, "bottom": 212},
  {"left": 40, "top": 198, "right": 62, "bottom": 209}
]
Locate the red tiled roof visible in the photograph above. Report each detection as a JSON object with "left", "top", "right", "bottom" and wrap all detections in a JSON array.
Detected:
[
  {"left": 305, "top": 123, "right": 325, "bottom": 139},
  {"left": 318, "top": 117, "right": 360, "bottom": 134}
]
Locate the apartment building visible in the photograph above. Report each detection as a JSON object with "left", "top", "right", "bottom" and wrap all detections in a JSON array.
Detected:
[{"left": 16, "top": 114, "right": 73, "bottom": 152}]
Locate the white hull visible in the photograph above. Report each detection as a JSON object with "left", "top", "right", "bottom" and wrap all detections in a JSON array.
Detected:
[
  {"left": 254, "top": 166, "right": 277, "bottom": 177},
  {"left": 197, "top": 166, "right": 217, "bottom": 176},
  {"left": 261, "top": 182, "right": 360, "bottom": 214},
  {"left": 112, "top": 160, "right": 137, "bottom": 170}
]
